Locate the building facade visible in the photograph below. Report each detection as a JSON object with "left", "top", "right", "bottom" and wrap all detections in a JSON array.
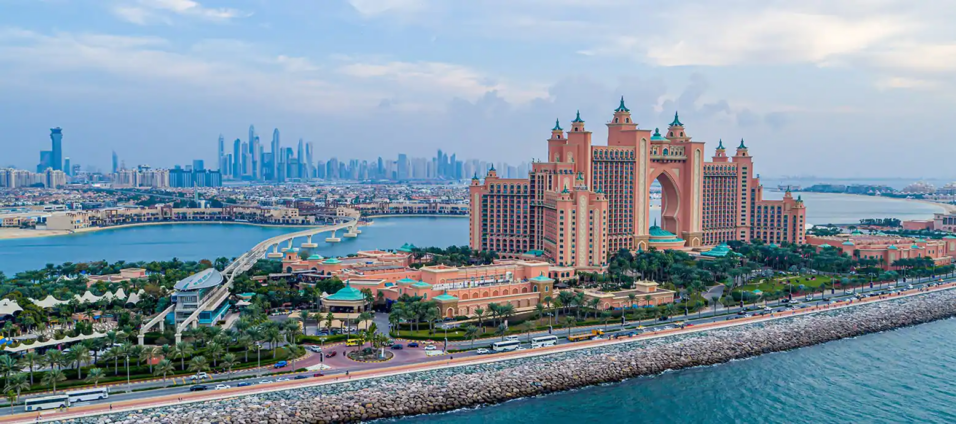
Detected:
[{"left": 469, "top": 99, "right": 806, "bottom": 268}]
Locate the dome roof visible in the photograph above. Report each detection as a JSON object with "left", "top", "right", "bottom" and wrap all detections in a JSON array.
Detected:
[
  {"left": 326, "top": 282, "right": 364, "bottom": 302},
  {"left": 650, "top": 128, "right": 668, "bottom": 141},
  {"left": 307, "top": 254, "right": 323, "bottom": 260}
]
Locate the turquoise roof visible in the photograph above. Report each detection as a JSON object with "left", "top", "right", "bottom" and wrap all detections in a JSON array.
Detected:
[
  {"left": 738, "top": 138, "right": 747, "bottom": 149},
  {"left": 326, "top": 282, "right": 365, "bottom": 302},
  {"left": 571, "top": 110, "right": 584, "bottom": 123},
  {"left": 701, "top": 243, "right": 733, "bottom": 257},
  {"left": 669, "top": 111, "right": 683, "bottom": 127},
  {"left": 397, "top": 277, "right": 417, "bottom": 284},
  {"left": 888, "top": 245, "right": 898, "bottom": 250},
  {"left": 650, "top": 128, "right": 668, "bottom": 141},
  {"left": 323, "top": 258, "right": 341, "bottom": 264},
  {"left": 769, "top": 243, "right": 778, "bottom": 248},
  {"left": 615, "top": 96, "right": 630, "bottom": 113},
  {"left": 307, "top": 254, "right": 323, "bottom": 260},
  {"left": 433, "top": 291, "right": 458, "bottom": 302},
  {"left": 851, "top": 230, "right": 863, "bottom": 235},
  {"left": 524, "top": 250, "right": 545, "bottom": 256},
  {"left": 552, "top": 118, "right": 563, "bottom": 131},
  {"left": 911, "top": 244, "right": 920, "bottom": 249},
  {"left": 530, "top": 273, "right": 553, "bottom": 282},
  {"left": 398, "top": 243, "right": 417, "bottom": 253},
  {"left": 820, "top": 244, "right": 832, "bottom": 248},
  {"left": 716, "top": 139, "right": 724, "bottom": 149},
  {"left": 411, "top": 281, "right": 433, "bottom": 289},
  {"left": 842, "top": 241, "right": 854, "bottom": 246},
  {"left": 944, "top": 235, "right": 956, "bottom": 239},
  {"left": 649, "top": 225, "right": 676, "bottom": 238},
  {"left": 472, "top": 173, "right": 479, "bottom": 181}
]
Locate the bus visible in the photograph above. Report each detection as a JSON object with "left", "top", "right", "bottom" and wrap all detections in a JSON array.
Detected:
[
  {"left": 67, "top": 387, "right": 109, "bottom": 403},
  {"left": 24, "top": 395, "right": 69, "bottom": 411},
  {"left": 492, "top": 340, "right": 520, "bottom": 352},
  {"left": 531, "top": 335, "right": 558, "bottom": 349}
]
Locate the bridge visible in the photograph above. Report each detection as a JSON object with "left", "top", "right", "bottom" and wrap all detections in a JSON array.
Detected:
[{"left": 138, "top": 215, "right": 360, "bottom": 345}]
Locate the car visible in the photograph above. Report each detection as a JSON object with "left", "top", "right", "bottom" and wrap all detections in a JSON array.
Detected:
[
  {"left": 307, "top": 345, "right": 322, "bottom": 353},
  {"left": 189, "top": 385, "right": 209, "bottom": 391},
  {"left": 189, "top": 372, "right": 209, "bottom": 380},
  {"left": 325, "top": 351, "right": 337, "bottom": 358},
  {"left": 658, "top": 316, "right": 669, "bottom": 321},
  {"left": 737, "top": 310, "right": 747, "bottom": 316},
  {"left": 214, "top": 384, "right": 231, "bottom": 390},
  {"left": 313, "top": 373, "right": 325, "bottom": 377},
  {"left": 476, "top": 348, "right": 490, "bottom": 355},
  {"left": 294, "top": 375, "right": 309, "bottom": 380},
  {"left": 763, "top": 307, "right": 772, "bottom": 312},
  {"left": 275, "top": 377, "right": 291, "bottom": 382},
  {"left": 407, "top": 342, "right": 420, "bottom": 348},
  {"left": 424, "top": 345, "right": 437, "bottom": 351},
  {"left": 780, "top": 298, "right": 790, "bottom": 304},
  {"left": 516, "top": 346, "right": 528, "bottom": 351},
  {"left": 906, "top": 284, "right": 914, "bottom": 290},
  {"left": 258, "top": 380, "right": 272, "bottom": 384},
  {"left": 237, "top": 382, "right": 252, "bottom": 387},
  {"left": 273, "top": 360, "right": 288, "bottom": 369},
  {"left": 391, "top": 344, "right": 404, "bottom": 350}
]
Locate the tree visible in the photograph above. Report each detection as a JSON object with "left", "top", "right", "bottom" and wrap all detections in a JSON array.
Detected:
[
  {"left": 174, "top": 342, "right": 193, "bottom": 371},
  {"left": 522, "top": 321, "right": 534, "bottom": 343},
  {"left": 3, "top": 391, "right": 13, "bottom": 414},
  {"left": 0, "top": 356, "right": 18, "bottom": 386},
  {"left": 324, "top": 313, "right": 335, "bottom": 333},
  {"left": 42, "top": 368, "right": 66, "bottom": 393},
  {"left": 206, "top": 343, "right": 224, "bottom": 368},
  {"left": 474, "top": 307, "right": 485, "bottom": 333},
  {"left": 71, "top": 345, "right": 92, "bottom": 380},
  {"left": 495, "top": 323, "right": 508, "bottom": 340},
  {"left": 464, "top": 325, "right": 479, "bottom": 348},
  {"left": 601, "top": 310, "right": 613, "bottom": 331},
  {"left": 563, "top": 316, "right": 577, "bottom": 338},
  {"left": 4, "top": 373, "right": 29, "bottom": 408},
  {"left": 19, "top": 352, "right": 39, "bottom": 385},
  {"left": 85, "top": 368, "right": 105, "bottom": 387},
  {"left": 187, "top": 356, "right": 209, "bottom": 375},
  {"left": 140, "top": 346, "right": 159, "bottom": 374},
  {"left": 221, "top": 353, "right": 238, "bottom": 373},
  {"left": 154, "top": 359, "right": 175, "bottom": 387},
  {"left": 266, "top": 327, "right": 282, "bottom": 358}
]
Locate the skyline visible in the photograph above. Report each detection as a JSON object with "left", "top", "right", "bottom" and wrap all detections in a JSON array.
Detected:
[{"left": 3, "top": 0, "right": 955, "bottom": 177}]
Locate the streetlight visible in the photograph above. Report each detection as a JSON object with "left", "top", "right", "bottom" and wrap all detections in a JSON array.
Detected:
[
  {"left": 256, "top": 343, "right": 262, "bottom": 377},
  {"left": 125, "top": 354, "right": 131, "bottom": 393}
]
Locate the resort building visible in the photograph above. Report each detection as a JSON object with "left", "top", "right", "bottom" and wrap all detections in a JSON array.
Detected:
[
  {"left": 806, "top": 233, "right": 956, "bottom": 270},
  {"left": 168, "top": 268, "right": 231, "bottom": 327},
  {"left": 575, "top": 281, "right": 675, "bottom": 310},
  {"left": 468, "top": 100, "right": 807, "bottom": 269}
]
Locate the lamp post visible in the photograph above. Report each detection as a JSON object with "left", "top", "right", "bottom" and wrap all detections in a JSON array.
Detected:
[
  {"left": 125, "top": 354, "right": 131, "bottom": 393},
  {"left": 256, "top": 343, "right": 262, "bottom": 377}
]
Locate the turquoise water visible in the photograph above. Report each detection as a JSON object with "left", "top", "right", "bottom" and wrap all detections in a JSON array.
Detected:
[
  {"left": 0, "top": 217, "right": 468, "bottom": 275},
  {"left": 762, "top": 191, "right": 944, "bottom": 225},
  {"left": 392, "top": 317, "right": 956, "bottom": 424}
]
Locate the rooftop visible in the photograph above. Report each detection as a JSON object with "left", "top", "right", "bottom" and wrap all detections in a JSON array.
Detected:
[
  {"left": 174, "top": 268, "right": 224, "bottom": 291},
  {"left": 326, "top": 282, "right": 365, "bottom": 302}
]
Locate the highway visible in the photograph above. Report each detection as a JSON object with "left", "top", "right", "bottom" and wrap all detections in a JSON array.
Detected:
[{"left": 5, "top": 274, "right": 943, "bottom": 417}]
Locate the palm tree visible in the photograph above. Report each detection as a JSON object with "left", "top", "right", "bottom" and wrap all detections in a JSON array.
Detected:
[
  {"left": 187, "top": 356, "right": 209, "bottom": 375},
  {"left": 601, "top": 311, "right": 613, "bottom": 331},
  {"left": 220, "top": 353, "right": 237, "bottom": 373},
  {"left": 324, "top": 313, "right": 334, "bottom": 334},
  {"left": 4, "top": 373, "right": 29, "bottom": 408},
  {"left": 266, "top": 327, "right": 282, "bottom": 358},
  {"left": 285, "top": 342, "right": 300, "bottom": 370},
  {"left": 85, "top": 368, "right": 105, "bottom": 387},
  {"left": 72, "top": 345, "right": 92, "bottom": 380},
  {"left": 42, "top": 369, "right": 66, "bottom": 393},
  {"left": 0, "top": 356, "right": 19, "bottom": 386},
  {"left": 563, "top": 316, "right": 576, "bottom": 338},
  {"left": 356, "top": 311, "right": 373, "bottom": 333},
  {"left": 154, "top": 359, "right": 175, "bottom": 387},
  {"left": 206, "top": 343, "right": 224, "bottom": 368},
  {"left": 522, "top": 321, "right": 534, "bottom": 343},
  {"left": 464, "top": 325, "right": 478, "bottom": 348},
  {"left": 474, "top": 307, "right": 485, "bottom": 333},
  {"left": 495, "top": 323, "right": 507, "bottom": 340},
  {"left": 19, "top": 352, "right": 39, "bottom": 385},
  {"left": 174, "top": 342, "right": 193, "bottom": 371},
  {"left": 140, "top": 346, "right": 159, "bottom": 374},
  {"left": 160, "top": 344, "right": 175, "bottom": 364}
]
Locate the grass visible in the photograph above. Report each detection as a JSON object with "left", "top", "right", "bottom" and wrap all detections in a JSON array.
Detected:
[{"left": 737, "top": 275, "right": 832, "bottom": 294}]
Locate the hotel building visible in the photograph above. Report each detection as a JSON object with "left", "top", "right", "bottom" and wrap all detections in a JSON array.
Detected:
[{"left": 469, "top": 99, "right": 807, "bottom": 269}]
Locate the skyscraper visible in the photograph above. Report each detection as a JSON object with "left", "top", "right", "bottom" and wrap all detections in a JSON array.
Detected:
[
  {"left": 397, "top": 154, "right": 409, "bottom": 180},
  {"left": 271, "top": 128, "right": 280, "bottom": 182},
  {"left": 297, "top": 138, "right": 305, "bottom": 178},
  {"left": 50, "top": 128, "right": 63, "bottom": 171},
  {"left": 251, "top": 135, "right": 261, "bottom": 179},
  {"left": 305, "top": 141, "right": 314, "bottom": 180},
  {"left": 192, "top": 160, "right": 205, "bottom": 171},
  {"left": 217, "top": 134, "right": 225, "bottom": 173},
  {"left": 111, "top": 151, "right": 119, "bottom": 174},
  {"left": 63, "top": 157, "right": 71, "bottom": 176},
  {"left": 233, "top": 138, "right": 241, "bottom": 179}
]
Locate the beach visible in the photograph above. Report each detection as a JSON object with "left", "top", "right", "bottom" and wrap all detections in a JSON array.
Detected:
[{"left": 0, "top": 220, "right": 325, "bottom": 241}]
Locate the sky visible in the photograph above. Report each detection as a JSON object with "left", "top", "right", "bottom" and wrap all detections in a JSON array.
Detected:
[{"left": 1, "top": 0, "right": 955, "bottom": 178}]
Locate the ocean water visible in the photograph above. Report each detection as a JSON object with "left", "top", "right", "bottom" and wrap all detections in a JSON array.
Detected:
[
  {"left": 0, "top": 217, "right": 468, "bottom": 275},
  {"left": 391, "top": 317, "right": 956, "bottom": 424}
]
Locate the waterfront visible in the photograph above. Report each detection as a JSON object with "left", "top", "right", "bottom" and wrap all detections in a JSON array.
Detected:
[
  {"left": 0, "top": 192, "right": 947, "bottom": 275},
  {"left": 394, "top": 316, "right": 956, "bottom": 424},
  {"left": 0, "top": 217, "right": 467, "bottom": 275}
]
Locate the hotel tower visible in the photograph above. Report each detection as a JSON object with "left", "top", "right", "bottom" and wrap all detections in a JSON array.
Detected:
[{"left": 469, "top": 98, "right": 806, "bottom": 270}]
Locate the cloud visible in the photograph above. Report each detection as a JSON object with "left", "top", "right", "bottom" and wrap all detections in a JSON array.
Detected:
[
  {"left": 112, "top": 0, "right": 249, "bottom": 25},
  {"left": 348, "top": 0, "right": 426, "bottom": 16},
  {"left": 875, "top": 76, "right": 938, "bottom": 90}
]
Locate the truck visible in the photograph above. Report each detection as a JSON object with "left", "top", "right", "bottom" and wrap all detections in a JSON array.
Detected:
[{"left": 567, "top": 329, "right": 604, "bottom": 342}]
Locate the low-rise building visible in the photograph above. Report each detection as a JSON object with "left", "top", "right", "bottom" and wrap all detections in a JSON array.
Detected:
[{"left": 807, "top": 233, "right": 956, "bottom": 269}]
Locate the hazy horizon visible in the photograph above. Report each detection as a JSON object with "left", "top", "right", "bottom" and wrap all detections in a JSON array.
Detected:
[{"left": 2, "top": 0, "right": 954, "bottom": 178}]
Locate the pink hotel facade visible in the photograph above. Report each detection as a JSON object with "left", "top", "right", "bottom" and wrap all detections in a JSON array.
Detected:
[{"left": 470, "top": 99, "right": 807, "bottom": 269}]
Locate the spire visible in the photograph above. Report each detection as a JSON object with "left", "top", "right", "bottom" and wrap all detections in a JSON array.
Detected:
[
  {"left": 670, "top": 111, "right": 683, "bottom": 127},
  {"left": 552, "top": 118, "right": 563, "bottom": 131},
  {"left": 562, "top": 184, "right": 570, "bottom": 194},
  {"left": 615, "top": 96, "right": 629, "bottom": 112},
  {"left": 572, "top": 110, "right": 584, "bottom": 123},
  {"left": 717, "top": 139, "right": 725, "bottom": 150},
  {"left": 738, "top": 138, "right": 747, "bottom": 149},
  {"left": 653, "top": 218, "right": 659, "bottom": 227},
  {"left": 472, "top": 173, "right": 479, "bottom": 180}
]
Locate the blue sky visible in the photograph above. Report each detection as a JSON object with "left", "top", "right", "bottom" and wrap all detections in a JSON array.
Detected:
[{"left": 1, "top": 0, "right": 954, "bottom": 178}]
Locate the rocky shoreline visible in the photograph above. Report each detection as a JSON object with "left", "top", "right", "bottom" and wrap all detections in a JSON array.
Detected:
[{"left": 65, "top": 288, "right": 956, "bottom": 424}]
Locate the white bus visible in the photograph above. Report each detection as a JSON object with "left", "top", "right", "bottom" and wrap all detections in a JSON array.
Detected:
[
  {"left": 492, "top": 340, "right": 520, "bottom": 352},
  {"left": 531, "top": 335, "right": 558, "bottom": 349},
  {"left": 67, "top": 387, "right": 109, "bottom": 403},
  {"left": 504, "top": 335, "right": 520, "bottom": 342},
  {"left": 24, "top": 395, "right": 69, "bottom": 411}
]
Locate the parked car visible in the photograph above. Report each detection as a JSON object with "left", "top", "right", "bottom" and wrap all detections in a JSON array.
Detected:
[
  {"left": 476, "top": 348, "right": 490, "bottom": 355},
  {"left": 237, "top": 381, "right": 252, "bottom": 387},
  {"left": 391, "top": 344, "right": 404, "bottom": 350},
  {"left": 189, "top": 385, "right": 209, "bottom": 391},
  {"left": 294, "top": 375, "right": 309, "bottom": 380},
  {"left": 407, "top": 342, "right": 420, "bottom": 348},
  {"left": 274, "top": 360, "right": 288, "bottom": 368},
  {"left": 214, "top": 384, "right": 231, "bottom": 390}
]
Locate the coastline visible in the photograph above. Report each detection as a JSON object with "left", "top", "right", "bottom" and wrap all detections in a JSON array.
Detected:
[
  {"left": 37, "top": 281, "right": 956, "bottom": 424},
  {"left": 0, "top": 220, "right": 325, "bottom": 241}
]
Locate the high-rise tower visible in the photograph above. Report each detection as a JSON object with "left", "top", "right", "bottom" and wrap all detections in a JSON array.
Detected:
[
  {"left": 271, "top": 128, "right": 281, "bottom": 182},
  {"left": 217, "top": 134, "right": 226, "bottom": 174},
  {"left": 50, "top": 128, "right": 63, "bottom": 171}
]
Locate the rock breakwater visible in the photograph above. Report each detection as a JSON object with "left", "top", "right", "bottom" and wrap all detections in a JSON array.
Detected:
[{"left": 65, "top": 289, "right": 956, "bottom": 424}]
